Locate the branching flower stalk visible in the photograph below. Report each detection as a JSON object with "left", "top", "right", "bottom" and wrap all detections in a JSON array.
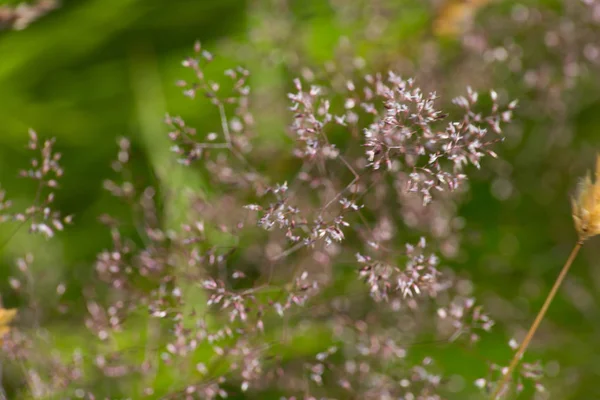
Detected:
[{"left": 491, "top": 154, "right": 600, "bottom": 399}]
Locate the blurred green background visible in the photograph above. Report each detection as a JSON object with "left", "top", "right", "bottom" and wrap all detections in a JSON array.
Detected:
[{"left": 1, "top": 0, "right": 600, "bottom": 399}]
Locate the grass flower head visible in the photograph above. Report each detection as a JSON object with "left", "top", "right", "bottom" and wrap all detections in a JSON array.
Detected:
[{"left": 572, "top": 154, "right": 600, "bottom": 241}]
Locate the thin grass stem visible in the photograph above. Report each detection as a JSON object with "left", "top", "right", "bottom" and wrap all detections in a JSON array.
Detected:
[{"left": 491, "top": 241, "right": 584, "bottom": 399}]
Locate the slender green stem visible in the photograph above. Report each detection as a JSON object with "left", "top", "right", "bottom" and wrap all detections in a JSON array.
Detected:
[{"left": 491, "top": 241, "right": 583, "bottom": 399}]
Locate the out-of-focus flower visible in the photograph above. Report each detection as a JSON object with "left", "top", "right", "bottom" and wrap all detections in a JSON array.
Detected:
[
  {"left": 0, "top": 0, "right": 57, "bottom": 31},
  {"left": 433, "top": 0, "right": 492, "bottom": 37},
  {"left": 0, "top": 307, "right": 17, "bottom": 340},
  {"left": 571, "top": 154, "right": 600, "bottom": 241}
]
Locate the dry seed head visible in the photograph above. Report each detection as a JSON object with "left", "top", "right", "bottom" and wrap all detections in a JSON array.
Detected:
[{"left": 571, "top": 154, "right": 600, "bottom": 241}]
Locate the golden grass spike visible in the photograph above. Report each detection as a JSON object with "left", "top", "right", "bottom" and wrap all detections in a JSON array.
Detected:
[{"left": 571, "top": 155, "right": 600, "bottom": 241}]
